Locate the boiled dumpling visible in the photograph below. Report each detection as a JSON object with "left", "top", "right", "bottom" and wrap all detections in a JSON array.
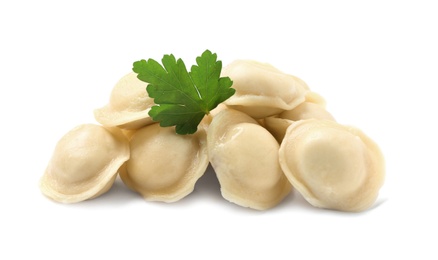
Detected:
[
  {"left": 207, "top": 108, "right": 292, "bottom": 210},
  {"left": 94, "top": 72, "right": 155, "bottom": 130},
  {"left": 119, "top": 123, "right": 209, "bottom": 202},
  {"left": 279, "top": 119, "right": 385, "bottom": 212},
  {"left": 221, "top": 60, "right": 308, "bottom": 118},
  {"left": 40, "top": 124, "right": 130, "bottom": 203}
]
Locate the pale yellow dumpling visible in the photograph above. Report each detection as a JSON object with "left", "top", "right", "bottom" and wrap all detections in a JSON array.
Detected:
[
  {"left": 207, "top": 109, "right": 292, "bottom": 210},
  {"left": 221, "top": 60, "right": 308, "bottom": 118},
  {"left": 119, "top": 123, "right": 209, "bottom": 202},
  {"left": 40, "top": 124, "right": 130, "bottom": 203},
  {"left": 279, "top": 119, "right": 385, "bottom": 212},
  {"left": 94, "top": 72, "right": 155, "bottom": 130}
]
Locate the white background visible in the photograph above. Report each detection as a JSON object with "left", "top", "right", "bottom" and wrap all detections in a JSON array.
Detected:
[{"left": 1, "top": 0, "right": 437, "bottom": 259}]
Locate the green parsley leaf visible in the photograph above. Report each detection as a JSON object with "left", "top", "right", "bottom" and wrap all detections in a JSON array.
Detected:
[{"left": 132, "top": 50, "right": 235, "bottom": 135}]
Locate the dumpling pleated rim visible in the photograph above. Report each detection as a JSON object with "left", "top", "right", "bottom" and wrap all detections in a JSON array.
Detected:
[
  {"left": 119, "top": 125, "right": 210, "bottom": 203},
  {"left": 278, "top": 119, "right": 385, "bottom": 212},
  {"left": 39, "top": 125, "right": 130, "bottom": 203}
]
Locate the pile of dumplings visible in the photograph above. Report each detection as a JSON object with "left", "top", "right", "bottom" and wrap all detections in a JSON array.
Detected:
[{"left": 40, "top": 60, "right": 385, "bottom": 212}]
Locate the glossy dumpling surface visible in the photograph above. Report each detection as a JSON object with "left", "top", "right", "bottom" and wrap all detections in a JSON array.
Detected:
[{"left": 40, "top": 124, "right": 130, "bottom": 203}]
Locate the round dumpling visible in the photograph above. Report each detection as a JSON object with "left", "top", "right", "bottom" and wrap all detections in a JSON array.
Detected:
[
  {"left": 40, "top": 124, "right": 130, "bottom": 203},
  {"left": 119, "top": 123, "right": 209, "bottom": 202},
  {"left": 207, "top": 108, "right": 292, "bottom": 210},
  {"left": 94, "top": 72, "right": 155, "bottom": 130},
  {"left": 279, "top": 119, "right": 385, "bottom": 212},
  {"left": 221, "top": 60, "right": 308, "bottom": 118}
]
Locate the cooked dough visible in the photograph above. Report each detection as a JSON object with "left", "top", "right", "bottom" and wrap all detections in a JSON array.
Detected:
[
  {"left": 279, "top": 119, "right": 385, "bottom": 212},
  {"left": 264, "top": 102, "right": 335, "bottom": 143},
  {"left": 263, "top": 117, "right": 294, "bottom": 144},
  {"left": 40, "top": 124, "right": 130, "bottom": 203},
  {"left": 207, "top": 108, "right": 292, "bottom": 210},
  {"left": 94, "top": 72, "right": 155, "bottom": 130},
  {"left": 221, "top": 60, "right": 308, "bottom": 118},
  {"left": 119, "top": 123, "right": 209, "bottom": 202},
  {"left": 280, "top": 102, "right": 335, "bottom": 122}
]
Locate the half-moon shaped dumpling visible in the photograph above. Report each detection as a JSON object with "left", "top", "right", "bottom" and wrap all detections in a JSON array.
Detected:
[
  {"left": 279, "top": 119, "right": 385, "bottom": 212},
  {"left": 221, "top": 60, "right": 308, "bottom": 119},
  {"left": 207, "top": 108, "right": 292, "bottom": 210},
  {"left": 119, "top": 123, "right": 209, "bottom": 202},
  {"left": 40, "top": 124, "right": 130, "bottom": 203},
  {"left": 94, "top": 72, "right": 155, "bottom": 130}
]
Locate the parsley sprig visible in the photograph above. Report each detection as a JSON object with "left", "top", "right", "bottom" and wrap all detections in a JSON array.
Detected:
[{"left": 133, "top": 50, "right": 235, "bottom": 135}]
